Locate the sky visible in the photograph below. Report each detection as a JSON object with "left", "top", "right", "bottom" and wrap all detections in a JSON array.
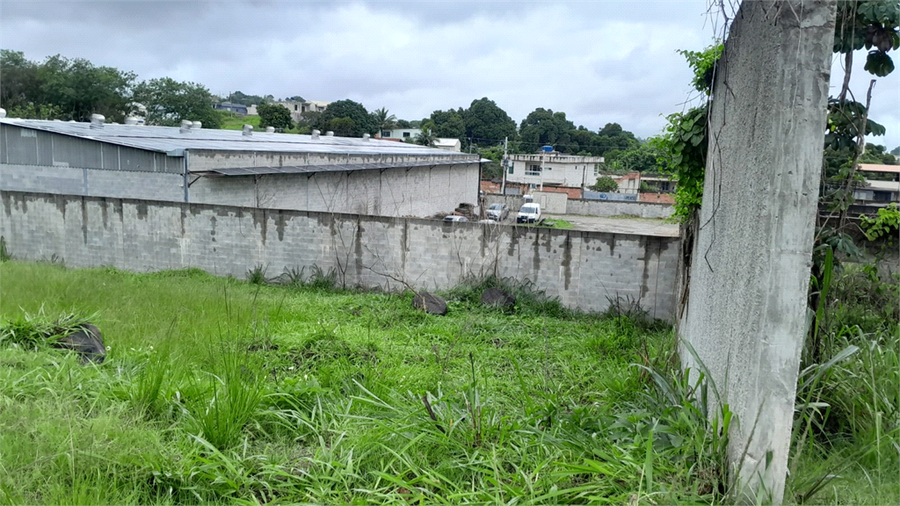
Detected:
[{"left": 2, "top": 0, "right": 898, "bottom": 149}]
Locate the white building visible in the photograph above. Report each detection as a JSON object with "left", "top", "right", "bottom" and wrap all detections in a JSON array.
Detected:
[
  {"left": 274, "top": 99, "right": 331, "bottom": 122},
  {"left": 434, "top": 138, "right": 462, "bottom": 152},
  {"left": 380, "top": 128, "right": 421, "bottom": 141},
  {"left": 507, "top": 152, "right": 605, "bottom": 189}
]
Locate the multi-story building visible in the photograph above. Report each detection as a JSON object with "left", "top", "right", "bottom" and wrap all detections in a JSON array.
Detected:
[{"left": 507, "top": 152, "right": 605, "bottom": 190}]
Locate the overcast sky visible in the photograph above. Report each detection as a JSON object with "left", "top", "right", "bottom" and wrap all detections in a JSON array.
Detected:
[{"left": 2, "top": 0, "right": 898, "bottom": 149}]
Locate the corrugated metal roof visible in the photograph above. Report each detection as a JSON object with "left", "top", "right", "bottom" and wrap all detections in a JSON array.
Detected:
[
  {"left": 0, "top": 118, "right": 477, "bottom": 159},
  {"left": 193, "top": 158, "right": 478, "bottom": 177}
]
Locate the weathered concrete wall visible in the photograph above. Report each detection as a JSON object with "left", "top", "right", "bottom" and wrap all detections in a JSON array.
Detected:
[
  {"left": 1, "top": 162, "right": 480, "bottom": 219},
  {"left": 678, "top": 1, "right": 836, "bottom": 503},
  {"left": 190, "top": 163, "right": 479, "bottom": 218},
  {"left": 1, "top": 190, "right": 679, "bottom": 320},
  {"left": 532, "top": 191, "right": 568, "bottom": 214},
  {"left": 485, "top": 194, "right": 674, "bottom": 219}
]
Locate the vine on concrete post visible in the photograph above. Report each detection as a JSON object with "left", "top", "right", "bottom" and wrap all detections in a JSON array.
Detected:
[{"left": 652, "top": 43, "right": 721, "bottom": 224}]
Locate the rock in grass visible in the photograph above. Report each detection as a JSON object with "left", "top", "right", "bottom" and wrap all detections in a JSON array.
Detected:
[
  {"left": 51, "top": 323, "right": 106, "bottom": 364},
  {"left": 481, "top": 287, "right": 516, "bottom": 309},
  {"left": 412, "top": 292, "right": 448, "bottom": 316}
]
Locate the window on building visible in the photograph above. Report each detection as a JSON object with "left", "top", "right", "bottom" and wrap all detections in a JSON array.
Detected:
[
  {"left": 382, "top": 130, "right": 392, "bottom": 137},
  {"left": 403, "top": 132, "right": 411, "bottom": 138},
  {"left": 525, "top": 164, "right": 542, "bottom": 176}
]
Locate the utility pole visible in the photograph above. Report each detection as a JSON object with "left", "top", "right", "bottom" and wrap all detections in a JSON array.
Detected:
[{"left": 501, "top": 136, "right": 508, "bottom": 195}]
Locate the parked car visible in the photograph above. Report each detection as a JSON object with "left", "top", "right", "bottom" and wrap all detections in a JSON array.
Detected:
[
  {"left": 443, "top": 215, "right": 468, "bottom": 222},
  {"left": 516, "top": 203, "right": 541, "bottom": 223},
  {"left": 486, "top": 203, "right": 509, "bottom": 221}
]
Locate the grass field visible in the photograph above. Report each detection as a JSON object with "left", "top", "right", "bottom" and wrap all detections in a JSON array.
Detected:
[
  {"left": 0, "top": 260, "right": 896, "bottom": 505},
  {"left": 220, "top": 113, "right": 261, "bottom": 131}
]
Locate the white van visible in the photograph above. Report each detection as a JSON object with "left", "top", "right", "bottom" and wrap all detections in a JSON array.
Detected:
[{"left": 516, "top": 203, "right": 541, "bottom": 223}]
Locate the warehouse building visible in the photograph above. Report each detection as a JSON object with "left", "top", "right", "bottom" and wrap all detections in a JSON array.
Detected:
[{"left": 0, "top": 115, "right": 481, "bottom": 217}]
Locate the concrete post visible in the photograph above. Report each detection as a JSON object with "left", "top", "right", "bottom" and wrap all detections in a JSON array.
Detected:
[{"left": 678, "top": 1, "right": 836, "bottom": 503}]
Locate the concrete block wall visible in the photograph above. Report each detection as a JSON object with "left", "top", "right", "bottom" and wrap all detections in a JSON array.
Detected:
[
  {"left": 2, "top": 191, "right": 679, "bottom": 320},
  {"left": 1, "top": 164, "right": 185, "bottom": 202}
]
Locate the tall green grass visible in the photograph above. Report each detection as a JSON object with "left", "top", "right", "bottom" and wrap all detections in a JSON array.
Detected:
[{"left": 1, "top": 260, "right": 895, "bottom": 505}]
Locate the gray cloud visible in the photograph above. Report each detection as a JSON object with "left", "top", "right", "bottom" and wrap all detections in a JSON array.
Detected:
[{"left": 2, "top": 0, "right": 898, "bottom": 147}]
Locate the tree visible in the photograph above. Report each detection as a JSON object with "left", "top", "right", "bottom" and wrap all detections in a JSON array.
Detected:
[
  {"left": 133, "top": 77, "right": 221, "bottom": 128},
  {"left": 328, "top": 117, "right": 356, "bottom": 137},
  {"left": 518, "top": 108, "right": 575, "bottom": 152},
  {"left": 396, "top": 119, "right": 412, "bottom": 128},
  {"left": 2, "top": 52, "right": 137, "bottom": 122},
  {"left": 591, "top": 122, "right": 639, "bottom": 156},
  {"left": 225, "top": 91, "right": 266, "bottom": 106},
  {"left": 318, "top": 99, "right": 375, "bottom": 137},
  {"left": 0, "top": 50, "right": 39, "bottom": 112},
  {"left": 601, "top": 143, "right": 662, "bottom": 173},
  {"left": 257, "top": 103, "right": 293, "bottom": 131},
  {"left": 464, "top": 97, "right": 516, "bottom": 146},
  {"left": 414, "top": 127, "right": 435, "bottom": 146},
  {"left": 591, "top": 176, "right": 619, "bottom": 192},
  {"left": 371, "top": 107, "right": 396, "bottom": 135},
  {"left": 430, "top": 108, "right": 466, "bottom": 142},
  {"left": 296, "top": 110, "right": 321, "bottom": 134}
]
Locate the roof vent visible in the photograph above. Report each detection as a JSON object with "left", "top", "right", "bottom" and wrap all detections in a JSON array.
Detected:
[
  {"left": 242, "top": 124, "right": 253, "bottom": 136},
  {"left": 90, "top": 114, "right": 105, "bottom": 129},
  {"left": 191, "top": 121, "right": 202, "bottom": 130},
  {"left": 124, "top": 116, "right": 138, "bottom": 125},
  {"left": 0, "top": 108, "right": 6, "bottom": 118},
  {"left": 180, "top": 120, "right": 193, "bottom": 133},
  {"left": 266, "top": 126, "right": 275, "bottom": 134},
  {"left": 311, "top": 129, "right": 320, "bottom": 139},
  {"left": 362, "top": 133, "right": 370, "bottom": 141},
  {"left": 325, "top": 131, "right": 334, "bottom": 137}
]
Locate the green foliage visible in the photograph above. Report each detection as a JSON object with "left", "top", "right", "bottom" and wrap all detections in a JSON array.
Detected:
[
  {"left": 518, "top": 107, "right": 576, "bottom": 152},
  {"left": 414, "top": 126, "right": 436, "bottom": 146},
  {"left": 224, "top": 90, "right": 268, "bottom": 106},
  {"left": 5, "top": 102, "right": 63, "bottom": 120},
  {"left": 653, "top": 105, "right": 708, "bottom": 222},
  {"left": 834, "top": 1, "right": 899, "bottom": 77},
  {"left": 1, "top": 308, "right": 99, "bottom": 351},
  {"left": 676, "top": 42, "right": 723, "bottom": 94},
  {"left": 464, "top": 97, "right": 517, "bottom": 146},
  {"left": 477, "top": 145, "right": 504, "bottom": 179},
  {"left": 318, "top": 99, "right": 374, "bottom": 137},
  {"left": 133, "top": 77, "right": 222, "bottom": 128},
  {"left": 825, "top": 99, "right": 887, "bottom": 151},
  {"left": 602, "top": 142, "right": 662, "bottom": 173},
  {"left": 257, "top": 103, "right": 293, "bottom": 131},
  {"left": 429, "top": 108, "right": 466, "bottom": 142},
  {"left": 860, "top": 202, "right": 900, "bottom": 242},
  {"left": 792, "top": 263, "right": 899, "bottom": 504},
  {"left": 0, "top": 236, "right": 10, "bottom": 262},
  {"left": 591, "top": 175, "right": 620, "bottom": 192},
  {"left": 187, "top": 345, "right": 265, "bottom": 451},
  {"left": 1, "top": 50, "right": 136, "bottom": 122},
  {"left": 370, "top": 107, "right": 396, "bottom": 134}
]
